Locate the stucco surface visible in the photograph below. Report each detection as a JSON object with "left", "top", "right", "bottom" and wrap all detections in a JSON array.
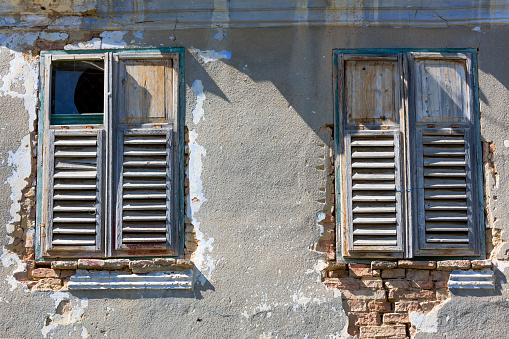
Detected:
[{"left": 0, "top": 25, "right": 507, "bottom": 338}]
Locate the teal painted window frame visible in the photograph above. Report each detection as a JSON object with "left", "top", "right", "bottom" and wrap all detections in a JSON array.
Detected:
[
  {"left": 333, "top": 48, "right": 484, "bottom": 262},
  {"left": 36, "top": 48, "right": 186, "bottom": 260}
]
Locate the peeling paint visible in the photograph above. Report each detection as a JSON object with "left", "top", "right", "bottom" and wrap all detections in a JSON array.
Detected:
[
  {"left": 192, "top": 48, "right": 231, "bottom": 63},
  {"left": 191, "top": 80, "right": 205, "bottom": 124},
  {"left": 41, "top": 292, "right": 89, "bottom": 339},
  {"left": 214, "top": 28, "right": 226, "bottom": 40},
  {"left": 100, "top": 31, "right": 128, "bottom": 49}
]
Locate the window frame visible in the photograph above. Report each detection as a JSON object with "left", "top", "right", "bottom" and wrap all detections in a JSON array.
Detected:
[
  {"left": 35, "top": 48, "right": 186, "bottom": 260},
  {"left": 333, "top": 48, "right": 484, "bottom": 260}
]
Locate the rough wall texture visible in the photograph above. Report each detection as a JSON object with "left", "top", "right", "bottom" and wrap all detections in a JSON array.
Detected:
[{"left": 0, "top": 11, "right": 508, "bottom": 339}]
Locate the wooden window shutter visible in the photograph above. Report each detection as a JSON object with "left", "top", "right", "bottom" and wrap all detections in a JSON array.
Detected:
[
  {"left": 42, "top": 129, "right": 104, "bottom": 257},
  {"left": 338, "top": 54, "right": 406, "bottom": 258},
  {"left": 112, "top": 53, "right": 179, "bottom": 256},
  {"left": 410, "top": 52, "right": 481, "bottom": 256}
]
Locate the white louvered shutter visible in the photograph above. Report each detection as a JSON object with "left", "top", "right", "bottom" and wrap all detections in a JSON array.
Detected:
[
  {"left": 115, "top": 128, "right": 177, "bottom": 255},
  {"left": 410, "top": 52, "right": 480, "bottom": 256},
  {"left": 44, "top": 129, "right": 104, "bottom": 256}
]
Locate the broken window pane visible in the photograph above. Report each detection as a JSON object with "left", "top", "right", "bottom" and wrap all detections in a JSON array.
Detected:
[{"left": 51, "top": 61, "right": 104, "bottom": 115}]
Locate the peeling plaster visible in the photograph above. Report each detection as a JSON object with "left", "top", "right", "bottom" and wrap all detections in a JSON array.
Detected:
[
  {"left": 0, "top": 247, "right": 25, "bottom": 291},
  {"left": 64, "top": 31, "right": 128, "bottom": 50},
  {"left": 214, "top": 28, "right": 226, "bottom": 40},
  {"left": 191, "top": 80, "right": 205, "bottom": 124},
  {"left": 410, "top": 299, "right": 450, "bottom": 334},
  {"left": 41, "top": 292, "right": 89, "bottom": 339},
  {"left": 192, "top": 48, "right": 231, "bottom": 63}
]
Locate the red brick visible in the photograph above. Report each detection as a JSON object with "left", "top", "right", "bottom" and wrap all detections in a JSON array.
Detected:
[
  {"left": 348, "top": 326, "right": 359, "bottom": 336},
  {"left": 383, "top": 313, "right": 410, "bottom": 324},
  {"left": 349, "top": 263, "right": 373, "bottom": 278},
  {"left": 328, "top": 270, "right": 348, "bottom": 278},
  {"left": 411, "top": 280, "right": 433, "bottom": 289},
  {"left": 431, "top": 271, "right": 450, "bottom": 281},
  {"left": 359, "top": 325, "right": 407, "bottom": 338},
  {"left": 31, "top": 268, "right": 59, "bottom": 279},
  {"left": 342, "top": 289, "right": 387, "bottom": 301},
  {"left": 384, "top": 279, "right": 410, "bottom": 290},
  {"left": 328, "top": 261, "right": 347, "bottom": 270},
  {"left": 51, "top": 261, "right": 78, "bottom": 270},
  {"left": 78, "top": 259, "right": 105, "bottom": 269},
  {"left": 381, "top": 269, "right": 405, "bottom": 279},
  {"left": 323, "top": 278, "right": 360, "bottom": 290},
  {"left": 22, "top": 249, "right": 35, "bottom": 261},
  {"left": 436, "top": 260, "right": 471, "bottom": 271},
  {"left": 20, "top": 280, "right": 37, "bottom": 289},
  {"left": 471, "top": 260, "right": 492, "bottom": 269},
  {"left": 368, "top": 301, "right": 392, "bottom": 313},
  {"left": 346, "top": 300, "right": 368, "bottom": 312},
  {"left": 420, "top": 301, "right": 442, "bottom": 313},
  {"left": 388, "top": 289, "right": 435, "bottom": 300},
  {"left": 433, "top": 280, "right": 448, "bottom": 289},
  {"left": 360, "top": 278, "right": 383, "bottom": 289},
  {"left": 394, "top": 300, "right": 420, "bottom": 313},
  {"left": 405, "top": 269, "right": 430, "bottom": 280},
  {"left": 59, "top": 270, "right": 76, "bottom": 279},
  {"left": 398, "top": 260, "right": 436, "bottom": 269},
  {"left": 372, "top": 269, "right": 381, "bottom": 277},
  {"left": 371, "top": 261, "right": 398, "bottom": 269},
  {"left": 349, "top": 312, "right": 382, "bottom": 326}
]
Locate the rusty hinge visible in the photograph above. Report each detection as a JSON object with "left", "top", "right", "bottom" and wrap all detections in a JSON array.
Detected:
[
  {"left": 427, "top": 124, "right": 435, "bottom": 128},
  {"left": 60, "top": 126, "right": 69, "bottom": 130},
  {"left": 85, "top": 125, "right": 93, "bottom": 129},
  {"left": 381, "top": 126, "right": 389, "bottom": 130}
]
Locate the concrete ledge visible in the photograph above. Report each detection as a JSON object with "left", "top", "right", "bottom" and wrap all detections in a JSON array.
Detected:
[{"left": 68, "top": 269, "right": 194, "bottom": 290}]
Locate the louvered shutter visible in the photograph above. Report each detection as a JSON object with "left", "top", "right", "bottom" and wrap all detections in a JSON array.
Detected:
[
  {"left": 338, "top": 54, "right": 406, "bottom": 258},
  {"left": 114, "top": 127, "right": 177, "bottom": 255},
  {"left": 43, "top": 129, "right": 104, "bottom": 256},
  {"left": 410, "top": 52, "right": 480, "bottom": 256},
  {"left": 344, "top": 130, "right": 404, "bottom": 255}
]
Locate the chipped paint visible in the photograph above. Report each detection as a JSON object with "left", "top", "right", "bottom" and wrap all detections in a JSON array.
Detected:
[
  {"left": 192, "top": 48, "right": 231, "bottom": 63},
  {"left": 214, "top": 28, "right": 226, "bottom": 40},
  {"left": 65, "top": 31, "right": 127, "bottom": 50},
  {"left": 191, "top": 80, "right": 205, "bottom": 124},
  {"left": 41, "top": 292, "right": 89, "bottom": 339}
]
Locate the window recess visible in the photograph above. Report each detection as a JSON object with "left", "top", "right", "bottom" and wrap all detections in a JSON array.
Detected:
[{"left": 336, "top": 50, "right": 482, "bottom": 259}]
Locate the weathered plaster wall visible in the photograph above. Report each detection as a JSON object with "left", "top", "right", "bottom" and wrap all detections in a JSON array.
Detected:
[{"left": 0, "top": 23, "right": 508, "bottom": 338}]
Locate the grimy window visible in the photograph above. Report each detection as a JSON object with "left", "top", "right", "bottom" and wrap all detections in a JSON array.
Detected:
[
  {"left": 37, "top": 49, "right": 183, "bottom": 259},
  {"left": 336, "top": 50, "right": 482, "bottom": 259}
]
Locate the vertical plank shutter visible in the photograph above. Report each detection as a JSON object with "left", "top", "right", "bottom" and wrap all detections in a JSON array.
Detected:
[
  {"left": 45, "top": 129, "right": 104, "bottom": 256},
  {"left": 411, "top": 52, "right": 480, "bottom": 256},
  {"left": 115, "top": 128, "right": 177, "bottom": 255},
  {"left": 345, "top": 130, "right": 404, "bottom": 255}
]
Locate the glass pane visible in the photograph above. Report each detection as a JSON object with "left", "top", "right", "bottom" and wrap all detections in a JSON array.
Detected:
[{"left": 51, "top": 60, "right": 104, "bottom": 115}]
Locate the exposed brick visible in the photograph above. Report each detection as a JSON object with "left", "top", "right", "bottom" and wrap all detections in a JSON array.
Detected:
[
  {"left": 405, "top": 269, "right": 430, "bottom": 280},
  {"left": 436, "top": 260, "right": 471, "bottom": 271},
  {"left": 435, "top": 289, "right": 450, "bottom": 300},
  {"left": 411, "top": 280, "right": 433, "bottom": 290},
  {"left": 431, "top": 271, "right": 450, "bottom": 281},
  {"left": 471, "top": 260, "right": 492, "bottom": 269},
  {"left": 349, "top": 263, "right": 373, "bottom": 278},
  {"left": 359, "top": 325, "right": 407, "bottom": 339},
  {"left": 328, "top": 261, "right": 347, "bottom": 270},
  {"left": 420, "top": 301, "right": 442, "bottom": 313},
  {"left": 78, "top": 259, "right": 105, "bottom": 269},
  {"left": 388, "top": 289, "right": 435, "bottom": 300},
  {"left": 326, "top": 278, "right": 361, "bottom": 290},
  {"left": 360, "top": 278, "right": 384, "bottom": 289},
  {"left": 13, "top": 271, "right": 29, "bottom": 280},
  {"left": 20, "top": 280, "right": 37, "bottom": 289},
  {"left": 383, "top": 313, "right": 410, "bottom": 324},
  {"left": 398, "top": 260, "right": 436, "bottom": 269},
  {"left": 349, "top": 312, "right": 382, "bottom": 326},
  {"left": 328, "top": 270, "right": 348, "bottom": 278},
  {"left": 346, "top": 300, "right": 368, "bottom": 312},
  {"left": 384, "top": 279, "right": 410, "bottom": 290},
  {"left": 368, "top": 301, "right": 391, "bottom": 313},
  {"left": 103, "top": 259, "right": 130, "bottom": 270},
  {"left": 433, "top": 280, "right": 448, "bottom": 289},
  {"left": 371, "top": 261, "right": 398, "bottom": 269},
  {"left": 32, "top": 278, "right": 62, "bottom": 291},
  {"left": 341, "top": 289, "right": 387, "bottom": 301},
  {"left": 372, "top": 269, "right": 381, "bottom": 277},
  {"left": 381, "top": 269, "right": 405, "bottom": 279},
  {"left": 176, "top": 259, "right": 193, "bottom": 268},
  {"left": 51, "top": 261, "right": 78, "bottom": 270},
  {"left": 31, "top": 268, "right": 59, "bottom": 279},
  {"left": 394, "top": 300, "right": 420, "bottom": 313},
  {"left": 22, "top": 249, "right": 35, "bottom": 261}
]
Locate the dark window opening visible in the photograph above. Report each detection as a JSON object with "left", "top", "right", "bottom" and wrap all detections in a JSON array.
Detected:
[{"left": 51, "top": 61, "right": 104, "bottom": 115}]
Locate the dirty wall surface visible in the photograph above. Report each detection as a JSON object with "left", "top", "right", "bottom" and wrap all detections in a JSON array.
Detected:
[{"left": 0, "top": 25, "right": 508, "bottom": 338}]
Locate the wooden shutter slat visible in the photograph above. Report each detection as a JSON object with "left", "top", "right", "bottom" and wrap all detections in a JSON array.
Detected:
[{"left": 45, "top": 129, "right": 104, "bottom": 256}]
